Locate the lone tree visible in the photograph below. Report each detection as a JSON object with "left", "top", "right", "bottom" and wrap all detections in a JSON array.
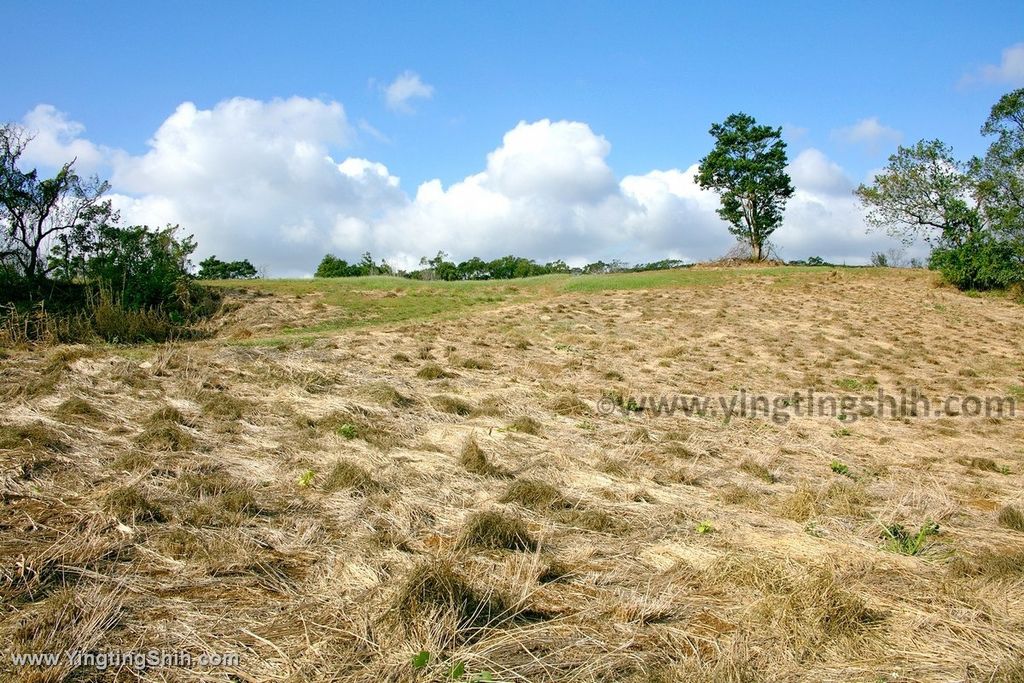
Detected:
[
  {"left": 695, "top": 113, "right": 794, "bottom": 261},
  {"left": 0, "top": 124, "right": 114, "bottom": 281}
]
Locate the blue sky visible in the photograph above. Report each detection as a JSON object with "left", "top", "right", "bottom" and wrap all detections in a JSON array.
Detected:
[{"left": 3, "top": 2, "right": 1023, "bottom": 273}]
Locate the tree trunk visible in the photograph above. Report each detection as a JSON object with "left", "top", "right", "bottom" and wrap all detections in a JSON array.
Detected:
[
  {"left": 26, "top": 249, "right": 38, "bottom": 280},
  {"left": 751, "top": 240, "right": 762, "bottom": 261}
]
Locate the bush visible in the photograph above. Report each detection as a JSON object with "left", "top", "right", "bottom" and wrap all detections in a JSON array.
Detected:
[
  {"left": 3, "top": 225, "right": 220, "bottom": 345},
  {"left": 82, "top": 224, "right": 198, "bottom": 311},
  {"left": 90, "top": 290, "right": 178, "bottom": 343},
  {"left": 929, "top": 232, "right": 1024, "bottom": 291},
  {"left": 197, "top": 255, "right": 258, "bottom": 279}
]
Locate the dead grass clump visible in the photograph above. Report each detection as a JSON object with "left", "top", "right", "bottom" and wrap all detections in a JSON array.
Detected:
[
  {"left": 997, "top": 505, "right": 1024, "bottom": 532},
  {"left": 316, "top": 408, "right": 402, "bottom": 449},
  {"left": 154, "top": 528, "right": 208, "bottom": 560},
  {"left": 538, "top": 557, "right": 575, "bottom": 584},
  {"left": 949, "top": 549, "right": 1024, "bottom": 579},
  {"left": 135, "top": 419, "right": 195, "bottom": 451},
  {"left": 752, "top": 568, "right": 882, "bottom": 657},
  {"left": 507, "top": 415, "right": 542, "bottom": 435},
  {"left": 111, "top": 451, "right": 155, "bottom": 471},
  {"left": 323, "top": 460, "right": 379, "bottom": 494},
  {"left": 416, "top": 362, "right": 452, "bottom": 380},
  {"left": 990, "top": 658, "right": 1024, "bottom": 682},
  {"left": 556, "top": 508, "right": 620, "bottom": 533},
  {"left": 777, "top": 481, "right": 872, "bottom": 522},
  {"left": 149, "top": 405, "right": 190, "bottom": 425},
  {"left": 180, "top": 502, "right": 226, "bottom": 528},
  {"left": 458, "top": 438, "right": 506, "bottom": 477},
  {"left": 432, "top": 395, "right": 474, "bottom": 416},
  {"left": 459, "top": 510, "right": 537, "bottom": 551},
  {"left": 178, "top": 485, "right": 260, "bottom": 526},
  {"left": 703, "top": 555, "right": 790, "bottom": 593},
  {"left": 176, "top": 468, "right": 242, "bottom": 497},
  {"left": 217, "top": 489, "right": 259, "bottom": 514},
  {"left": 472, "top": 395, "right": 507, "bottom": 417},
  {"left": 201, "top": 391, "right": 251, "bottom": 420},
  {"left": 500, "top": 479, "right": 568, "bottom": 510},
  {"left": 664, "top": 637, "right": 767, "bottom": 682},
  {"left": 739, "top": 459, "right": 776, "bottom": 483},
  {"left": 19, "top": 346, "right": 95, "bottom": 397},
  {"left": 598, "top": 457, "right": 628, "bottom": 476},
  {"left": 392, "top": 559, "right": 510, "bottom": 633},
  {"left": 550, "top": 394, "right": 591, "bottom": 416},
  {"left": 103, "top": 486, "right": 164, "bottom": 523},
  {"left": 625, "top": 427, "right": 650, "bottom": 443},
  {"left": 54, "top": 396, "right": 103, "bottom": 422},
  {"left": 959, "top": 456, "right": 1000, "bottom": 472},
  {"left": 720, "top": 484, "right": 759, "bottom": 506},
  {"left": 11, "top": 585, "right": 120, "bottom": 659},
  {"left": 0, "top": 421, "right": 68, "bottom": 452},
  {"left": 363, "top": 381, "right": 415, "bottom": 407},
  {"left": 459, "top": 356, "right": 494, "bottom": 370}
]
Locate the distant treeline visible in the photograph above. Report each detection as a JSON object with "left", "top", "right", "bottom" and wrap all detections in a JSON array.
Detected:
[
  {"left": 196, "top": 255, "right": 258, "bottom": 280},
  {"left": 314, "top": 251, "right": 693, "bottom": 280}
]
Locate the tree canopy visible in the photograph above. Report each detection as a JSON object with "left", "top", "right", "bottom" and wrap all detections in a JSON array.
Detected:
[
  {"left": 1, "top": 124, "right": 115, "bottom": 280},
  {"left": 855, "top": 140, "right": 981, "bottom": 246}
]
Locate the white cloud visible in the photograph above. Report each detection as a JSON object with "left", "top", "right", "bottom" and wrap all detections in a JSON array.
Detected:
[
  {"left": 782, "top": 123, "right": 809, "bottom": 144},
  {"left": 787, "top": 148, "right": 855, "bottom": 196},
  {"left": 831, "top": 117, "right": 902, "bottom": 154},
  {"left": 485, "top": 120, "right": 617, "bottom": 202},
  {"left": 960, "top": 42, "right": 1024, "bottom": 87},
  {"left": 19, "top": 100, "right": 919, "bottom": 274},
  {"left": 108, "top": 97, "right": 405, "bottom": 275},
  {"left": 20, "top": 104, "right": 109, "bottom": 174},
  {"left": 383, "top": 71, "right": 434, "bottom": 113}
]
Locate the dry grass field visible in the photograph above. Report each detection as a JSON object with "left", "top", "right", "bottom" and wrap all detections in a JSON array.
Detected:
[{"left": 1, "top": 266, "right": 1023, "bottom": 682}]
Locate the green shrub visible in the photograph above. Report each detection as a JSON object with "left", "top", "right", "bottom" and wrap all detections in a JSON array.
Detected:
[
  {"left": 880, "top": 521, "right": 939, "bottom": 555},
  {"left": 929, "top": 232, "right": 1024, "bottom": 291}
]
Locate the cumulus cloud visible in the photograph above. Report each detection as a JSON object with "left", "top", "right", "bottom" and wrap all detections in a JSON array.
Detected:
[
  {"left": 831, "top": 117, "right": 902, "bottom": 154},
  {"left": 787, "top": 148, "right": 855, "bottom": 197},
  {"left": 960, "top": 42, "right": 1024, "bottom": 87},
  {"left": 382, "top": 71, "right": 434, "bottom": 113},
  {"left": 20, "top": 104, "right": 109, "bottom": 174},
  {"left": 108, "top": 96, "right": 405, "bottom": 275},
  {"left": 18, "top": 99, "right": 917, "bottom": 274}
]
